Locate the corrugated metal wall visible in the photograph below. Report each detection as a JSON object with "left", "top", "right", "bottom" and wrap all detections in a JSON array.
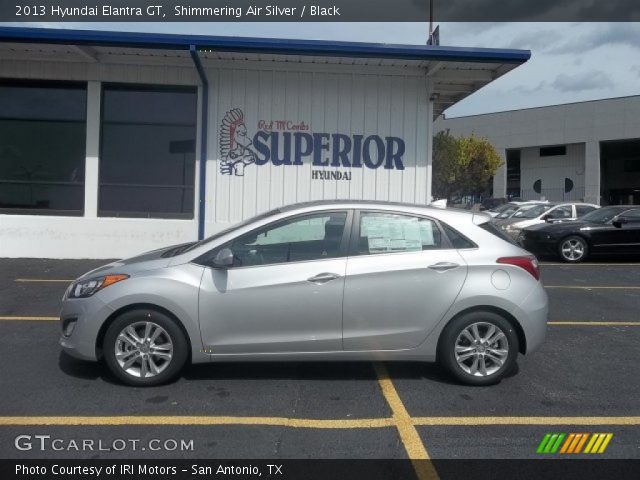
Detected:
[{"left": 204, "top": 65, "right": 430, "bottom": 231}]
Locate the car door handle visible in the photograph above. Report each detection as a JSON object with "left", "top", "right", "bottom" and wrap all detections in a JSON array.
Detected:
[
  {"left": 307, "top": 272, "right": 341, "bottom": 284},
  {"left": 428, "top": 262, "right": 460, "bottom": 272}
]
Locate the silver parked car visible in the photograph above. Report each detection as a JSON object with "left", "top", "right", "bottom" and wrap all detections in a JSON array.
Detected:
[{"left": 60, "top": 201, "right": 548, "bottom": 387}]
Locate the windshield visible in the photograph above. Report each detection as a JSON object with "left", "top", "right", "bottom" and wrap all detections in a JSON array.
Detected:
[
  {"left": 514, "top": 204, "right": 552, "bottom": 219},
  {"left": 183, "top": 208, "right": 282, "bottom": 253},
  {"left": 490, "top": 203, "right": 512, "bottom": 214},
  {"left": 580, "top": 206, "right": 627, "bottom": 224},
  {"left": 496, "top": 204, "right": 521, "bottom": 219}
]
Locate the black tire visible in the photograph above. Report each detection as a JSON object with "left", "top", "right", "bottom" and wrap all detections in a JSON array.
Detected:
[
  {"left": 438, "top": 311, "right": 519, "bottom": 386},
  {"left": 103, "top": 309, "right": 188, "bottom": 386},
  {"left": 558, "top": 235, "right": 588, "bottom": 263}
]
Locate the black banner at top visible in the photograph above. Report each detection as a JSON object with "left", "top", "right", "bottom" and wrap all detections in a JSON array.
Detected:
[{"left": 1, "top": 0, "right": 640, "bottom": 22}]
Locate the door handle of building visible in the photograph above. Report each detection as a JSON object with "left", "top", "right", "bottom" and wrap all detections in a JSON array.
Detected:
[
  {"left": 307, "top": 272, "right": 341, "bottom": 284},
  {"left": 428, "top": 262, "right": 460, "bottom": 272}
]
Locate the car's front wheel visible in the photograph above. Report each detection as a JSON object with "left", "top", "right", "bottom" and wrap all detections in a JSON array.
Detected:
[
  {"left": 438, "top": 311, "right": 519, "bottom": 386},
  {"left": 103, "top": 309, "right": 188, "bottom": 386},
  {"left": 559, "top": 235, "right": 588, "bottom": 263}
]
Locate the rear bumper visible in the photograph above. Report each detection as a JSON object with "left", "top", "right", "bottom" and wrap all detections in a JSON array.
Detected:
[{"left": 513, "top": 282, "right": 548, "bottom": 354}]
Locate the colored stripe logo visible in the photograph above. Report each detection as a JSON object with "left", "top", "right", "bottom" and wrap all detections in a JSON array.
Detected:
[{"left": 537, "top": 433, "right": 613, "bottom": 454}]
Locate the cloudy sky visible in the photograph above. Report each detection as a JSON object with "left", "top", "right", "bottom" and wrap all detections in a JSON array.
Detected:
[{"left": 2, "top": 21, "right": 639, "bottom": 117}]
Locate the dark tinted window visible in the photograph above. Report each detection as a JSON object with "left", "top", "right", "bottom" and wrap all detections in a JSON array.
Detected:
[
  {"left": 441, "top": 223, "right": 477, "bottom": 249},
  {"left": 228, "top": 212, "right": 347, "bottom": 267},
  {"left": 0, "top": 81, "right": 86, "bottom": 215},
  {"left": 620, "top": 209, "right": 640, "bottom": 222},
  {"left": 99, "top": 85, "right": 197, "bottom": 218},
  {"left": 479, "top": 222, "right": 516, "bottom": 244},
  {"left": 540, "top": 145, "right": 566, "bottom": 157},
  {"left": 582, "top": 206, "right": 627, "bottom": 224},
  {"left": 576, "top": 205, "right": 597, "bottom": 217},
  {"left": 356, "top": 212, "right": 442, "bottom": 255}
]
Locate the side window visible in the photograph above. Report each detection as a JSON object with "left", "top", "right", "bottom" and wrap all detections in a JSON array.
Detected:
[
  {"left": 357, "top": 212, "right": 442, "bottom": 255},
  {"left": 441, "top": 223, "right": 477, "bottom": 249},
  {"left": 576, "top": 205, "right": 597, "bottom": 217},
  {"left": 551, "top": 206, "right": 572, "bottom": 218},
  {"left": 620, "top": 209, "right": 640, "bottom": 223},
  {"left": 228, "top": 212, "right": 347, "bottom": 267}
]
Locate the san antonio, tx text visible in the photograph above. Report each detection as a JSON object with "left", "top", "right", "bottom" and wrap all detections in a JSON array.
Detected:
[
  {"left": 16, "top": 463, "right": 283, "bottom": 476},
  {"left": 20, "top": 5, "right": 341, "bottom": 19}
]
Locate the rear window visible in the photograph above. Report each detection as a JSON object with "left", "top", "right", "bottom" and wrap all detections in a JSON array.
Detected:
[{"left": 479, "top": 222, "right": 517, "bottom": 244}]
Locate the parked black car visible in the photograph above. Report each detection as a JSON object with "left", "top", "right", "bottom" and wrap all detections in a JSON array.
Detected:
[{"left": 519, "top": 205, "right": 640, "bottom": 262}]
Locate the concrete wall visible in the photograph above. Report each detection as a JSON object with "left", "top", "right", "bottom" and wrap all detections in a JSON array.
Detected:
[
  {"left": 520, "top": 143, "right": 585, "bottom": 201},
  {"left": 435, "top": 95, "right": 640, "bottom": 205}
]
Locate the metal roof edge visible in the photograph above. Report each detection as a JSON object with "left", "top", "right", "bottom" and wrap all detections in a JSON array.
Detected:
[{"left": 0, "top": 26, "right": 531, "bottom": 63}]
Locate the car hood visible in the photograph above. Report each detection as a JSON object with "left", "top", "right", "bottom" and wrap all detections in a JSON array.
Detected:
[{"left": 76, "top": 242, "right": 196, "bottom": 280}]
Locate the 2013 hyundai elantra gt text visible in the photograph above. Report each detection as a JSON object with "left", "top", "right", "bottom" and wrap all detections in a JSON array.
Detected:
[{"left": 59, "top": 201, "right": 548, "bottom": 386}]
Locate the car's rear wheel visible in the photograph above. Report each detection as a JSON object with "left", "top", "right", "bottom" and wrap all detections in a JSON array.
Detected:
[
  {"left": 438, "top": 311, "right": 519, "bottom": 386},
  {"left": 559, "top": 235, "right": 588, "bottom": 263},
  {"left": 103, "top": 309, "right": 188, "bottom": 386}
]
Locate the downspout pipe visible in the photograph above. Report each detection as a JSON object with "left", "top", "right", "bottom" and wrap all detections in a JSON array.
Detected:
[{"left": 189, "top": 44, "right": 208, "bottom": 240}]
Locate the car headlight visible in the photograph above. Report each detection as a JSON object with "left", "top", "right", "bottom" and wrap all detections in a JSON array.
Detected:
[{"left": 67, "top": 274, "right": 129, "bottom": 299}]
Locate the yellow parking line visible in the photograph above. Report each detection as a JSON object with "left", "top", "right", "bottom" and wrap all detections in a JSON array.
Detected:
[
  {"left": 15, "top": 278, "right": 72, "bottom": 283},
  {"left": 3, "top": 415, "right": 637, "bottom": 428},
  {"left": 374, "top": 363, "right": 438, "bottom": 480},
  {"left": 548, "top": 321, "right": 640, "bottom": 326},
  {"left": 545, "top": 285, "right": 640, "bottom": 289},
  {"left": 412, "top": 417, "right": 640, "bottom": 426},
  {"left": 0, "top": 316, "right": 58, "bottom": 321},
  {"left": 0, "top": 416, "right": 393, "bottom": 428}
]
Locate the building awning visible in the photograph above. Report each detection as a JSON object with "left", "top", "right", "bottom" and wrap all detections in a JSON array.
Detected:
[{"left": 0, "top": 27, "right": 530, "bottom": 118}]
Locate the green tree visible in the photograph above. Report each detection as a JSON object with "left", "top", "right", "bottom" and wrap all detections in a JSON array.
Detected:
[{"left": 432, "top": 130, "right": 503, "bottom": 201}]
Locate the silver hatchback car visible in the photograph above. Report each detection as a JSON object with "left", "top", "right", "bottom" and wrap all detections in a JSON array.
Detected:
[{"left": 60, "top": 201, "right": 548, "bottom": 386}]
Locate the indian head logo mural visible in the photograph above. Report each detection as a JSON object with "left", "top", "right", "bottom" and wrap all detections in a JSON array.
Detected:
[
  {"left": 219, "top": 108, "right": 257, "bottom": 176},
  {"left": 219, "top": 108, "right": 406, "bottom": 177}
]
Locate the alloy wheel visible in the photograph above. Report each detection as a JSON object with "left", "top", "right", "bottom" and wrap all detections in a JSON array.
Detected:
[
  {"left": 454, "top": 322, "right": 509, "bottom": 377},
  {"left": 561, "top": 238, "right": 585, "bottom": 261},
  {"left": 114, "top": 321, "right": 174, "bottom": 378}
]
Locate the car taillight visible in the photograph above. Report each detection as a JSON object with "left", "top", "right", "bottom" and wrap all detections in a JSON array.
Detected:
[{"left": 497, "top": 255, "right": 540, "bottom": 281}]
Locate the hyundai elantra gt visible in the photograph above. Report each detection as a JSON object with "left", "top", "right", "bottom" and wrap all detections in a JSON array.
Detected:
[{"left": 59, "top": 200, "right": 548, "bottom": 386}]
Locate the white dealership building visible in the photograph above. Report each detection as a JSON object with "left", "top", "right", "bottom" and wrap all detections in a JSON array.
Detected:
[
  {"left": 0, "top": 27, "right": 529, "bottom": 258},
  {"left": 436, "top": 95, "right": 640, "bottom": 206}
]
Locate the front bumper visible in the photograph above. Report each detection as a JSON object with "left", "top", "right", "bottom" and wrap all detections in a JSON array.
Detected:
[
  {"left": 519, "top": 234, "right": 559, "bottom": 257},
  {"left": 59, "top": 295, "right": 115, "bottom": 361}
]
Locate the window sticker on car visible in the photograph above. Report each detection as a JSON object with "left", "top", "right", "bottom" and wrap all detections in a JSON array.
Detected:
[{"left": 361, "top": 215, "right": 433, "bottom": 253}]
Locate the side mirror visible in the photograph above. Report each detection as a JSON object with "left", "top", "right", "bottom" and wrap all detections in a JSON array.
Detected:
[
  {"left": 541, "top": 214, "right": 552, "bottom": 223},
  {"left": 212, "top": 248, "right": 234, "bottom": 268},
  {"left": 612, "top": 217, "right": 627, "bottom": 228}
]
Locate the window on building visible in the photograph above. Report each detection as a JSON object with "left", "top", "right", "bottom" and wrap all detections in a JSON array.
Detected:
[
  {"left": 539, "top": 145, "right": 567, "bottom": 157},
  {"left": 228, "top": 212, "right": 348, "bottom": 266},
  {"left": 506, "top": 149, "right": 521, "bottom": 199},
  {"left": 356, "top": 212, "right": 442, "bottom": 255},
  {"left": 99, "top": 85, "right": 197, "bottom": 218},
  {"left": 0, "top": 81, "right": 86, "bottom": 215}
]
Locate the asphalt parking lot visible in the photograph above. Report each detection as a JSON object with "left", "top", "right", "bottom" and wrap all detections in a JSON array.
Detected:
[{"left": 0, "top": 258, "right": 639, "bottom": 475}]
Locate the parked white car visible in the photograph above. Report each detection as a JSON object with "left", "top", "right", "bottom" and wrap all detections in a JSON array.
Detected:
[
  {"left": 498, "top": 202, "right": 600, "bottom": 240},
  {"left": 487, "top": 200, "right": 549, "bottom": 218}
]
